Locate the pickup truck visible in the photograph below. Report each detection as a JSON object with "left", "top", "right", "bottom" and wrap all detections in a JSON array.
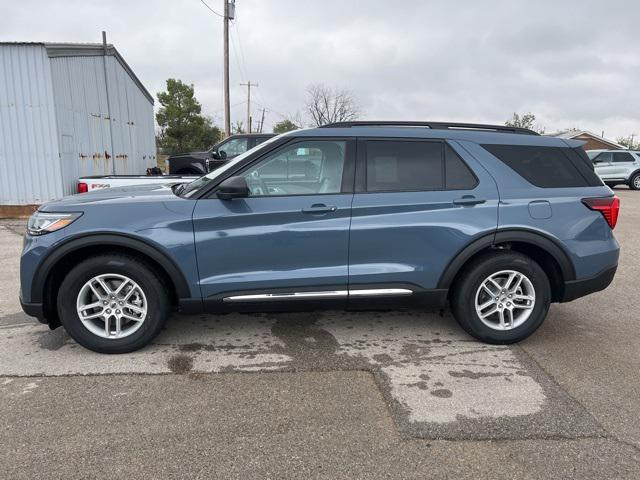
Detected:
[
  {"left": 167, "top": 133, "right": 275, "bottom": 175},
  {"left": 77, "top": 174, "right": 198, "bottom": 193}
]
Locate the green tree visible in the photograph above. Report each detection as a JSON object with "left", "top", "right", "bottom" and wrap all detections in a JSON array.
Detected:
[
  {"left": 155, "top": 79, "right": 222, "bottom": 154},
  {"left": 505, "top": 112, "right": 545, "bottom": 134},
  {"left": 616, "top": 135, "right": 640, "bottom": 150},
  {"left": 273, "top": 119, "right": 299, "bottom": 134}
]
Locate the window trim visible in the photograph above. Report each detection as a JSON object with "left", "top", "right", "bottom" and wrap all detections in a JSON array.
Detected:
[
  {"left": 207, "top": 137, "right": 356, "bottom": 199},
  {"left": 355, "top": 137, "right": 478, "bottom": 194}
]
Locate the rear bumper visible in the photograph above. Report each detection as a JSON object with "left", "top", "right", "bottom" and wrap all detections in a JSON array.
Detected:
[{"left": 561, "top": 265, "right": 617, "bottom": 302}]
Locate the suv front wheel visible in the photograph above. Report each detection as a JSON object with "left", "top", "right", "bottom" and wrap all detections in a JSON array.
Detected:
[
  {"left": 57, "top": 254, "right": 170, "bottom": 353},
  {"left": 451, "top": 251, "right": 551, "bottom": 344}
]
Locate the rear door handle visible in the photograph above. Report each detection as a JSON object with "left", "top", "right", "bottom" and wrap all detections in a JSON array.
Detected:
[
  {"left": 302, "top": 204, "right": 337, "bottom": 214},
  {"left": 453, "top": 196, "right": 486, "bottom": 206}
]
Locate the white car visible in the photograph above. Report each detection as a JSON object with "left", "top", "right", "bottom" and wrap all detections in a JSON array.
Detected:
[
  {"left": 590, "top": 150, "right": 640, "bottom": 190},
  {"left": 77, "top": 174, "right": 199, "bottom": 193}
]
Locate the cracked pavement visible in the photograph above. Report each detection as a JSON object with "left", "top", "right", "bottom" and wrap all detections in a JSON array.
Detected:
[{"left": 1, "top": 190, "right": 639, "bottom": 479}]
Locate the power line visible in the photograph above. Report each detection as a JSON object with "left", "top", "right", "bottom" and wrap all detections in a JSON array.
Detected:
[
  {"left": 232, "top": 18, "right": 270, "bottom": 113},
  {"left": 251, "top": 100, "right": 293, "bottom": 124},
  {"left": 198, "top": 0, "right": 224, "bottom": 17},
  {"left": 229, "top": 26, "right": 248, "bottom": 81},
  {"left": 232, "top": 20, "right": 250, "bottom": 81}
]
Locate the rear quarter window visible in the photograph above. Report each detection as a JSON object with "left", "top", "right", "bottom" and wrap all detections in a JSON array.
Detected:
[{"left": 481, "top": 144, "right": 602, "bottom": 188}]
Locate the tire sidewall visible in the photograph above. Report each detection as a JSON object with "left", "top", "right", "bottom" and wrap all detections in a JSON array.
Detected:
[
  {"left": 454, "top": 253, "right": 551, "bottom": 344},
  {"left": 630, "top": 173, "right": 640, "bottom": 190},
  {"left": 58, "top": 255, "right": 168, "bottom": 353}
]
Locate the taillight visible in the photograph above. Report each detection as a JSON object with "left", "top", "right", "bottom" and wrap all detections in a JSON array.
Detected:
[
  {"left": 77, "top": 182, "right": 88, "bottom": 194},
  {"left": 582, "top": 196, "right": 620, "bottom": 229}
]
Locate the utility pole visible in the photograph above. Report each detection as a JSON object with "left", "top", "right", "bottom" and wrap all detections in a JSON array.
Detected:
[
  {"left": 240, "top": 81, "right": 258, "bottom": 133},
  {"left": 258, "top": 108, "right": 266, "bottom": 133},
  {"left": 223, "top": 0, "right": 233, "bottom": 137}
]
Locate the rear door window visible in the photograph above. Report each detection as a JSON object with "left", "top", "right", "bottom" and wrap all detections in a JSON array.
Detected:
[
  {"left": 254, "top": 137, "right": 272, "bottom": 147},
  {"left": 365, "top": 141, "right": 443, "bottom": 192},
  {"left": 482, "top": 144, "right": 602, "bottom": 188},
  {"left": 364, "top": 141, "right": 479, "bottom": 192}
]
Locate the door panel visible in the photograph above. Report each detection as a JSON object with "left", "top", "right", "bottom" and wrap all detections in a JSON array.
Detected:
[
  {"left": 348, "top": 139, "right": 499, "bottom": 292},
  {"left": 193, "top": 138, "right": 355, "bottom": 304},
  {"left": 193, "top": 195, "right": 352, "bottom": 299},
  {"left": 593, "top": 152, "right": 616, "bottom": 180},
  {"left": 610, "top": 152, "right": 636, "bottom": 178}
]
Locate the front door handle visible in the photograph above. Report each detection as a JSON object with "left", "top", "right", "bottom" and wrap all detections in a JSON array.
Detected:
[
  {"left": 453, "top": 195, "right": 486, "bottom": 206},
  {"left": 301, "top": 204, "right": 337, "bottom": 214}
]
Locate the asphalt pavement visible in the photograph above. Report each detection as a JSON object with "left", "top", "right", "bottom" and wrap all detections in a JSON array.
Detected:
[{"left": 1, "top": 190, "right": 639, "bottom": 479}]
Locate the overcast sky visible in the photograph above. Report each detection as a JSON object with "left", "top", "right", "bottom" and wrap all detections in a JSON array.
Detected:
[{"left": 2, "top": 0, "right": 639, "bottom": 138}]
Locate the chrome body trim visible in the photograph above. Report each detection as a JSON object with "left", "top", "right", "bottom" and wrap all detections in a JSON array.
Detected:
[
  {"left": 348, "top": 288, "right": 413, "bottom": 297},
  {"left": 223, "top": 291, "right": 348, "bottom": 302},
  {"left": 222, "top": 288, "right": 413, "bottom": 302}
]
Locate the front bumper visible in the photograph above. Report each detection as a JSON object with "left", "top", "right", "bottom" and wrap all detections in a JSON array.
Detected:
[
  {"left": 561, "top": 264, "right": 617, "bottom": 302},
  {"left": 19, "top": 295, "right": 47, "bottom": 324}
]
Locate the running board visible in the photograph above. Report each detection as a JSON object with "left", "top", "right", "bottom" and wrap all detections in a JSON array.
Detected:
[{"left": 222, "top": 288, "right": 412, "bottom": 303}]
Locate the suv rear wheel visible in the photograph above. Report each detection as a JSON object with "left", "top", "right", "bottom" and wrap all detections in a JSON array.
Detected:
[
  {"left": 451, "top": 251, "right": 551, "bottom": 344},
  {"left": 57, "top": 254, "right": 170, "bottom": 353},
  {"left": 630, "top": 172, "right": 640, "bottom": 190}
]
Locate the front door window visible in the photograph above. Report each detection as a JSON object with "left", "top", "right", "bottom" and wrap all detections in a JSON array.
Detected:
[
  {"left": 219, "top": 138, "right": 249, "bottom": 158},
  {"left": 242, "top": 140, "right": 346, "bottom": 196}
]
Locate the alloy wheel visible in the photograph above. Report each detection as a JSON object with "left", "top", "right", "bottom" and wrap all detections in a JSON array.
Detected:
[
  {"left": 76, "top": 273, "right": 147, "bottom": 339},
  {"left": 474, "top": 270, "right": 536, "bottom": 331}
]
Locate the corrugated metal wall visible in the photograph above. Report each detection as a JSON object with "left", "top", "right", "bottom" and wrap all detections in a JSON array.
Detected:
[
  {"left": 50, "top": 55, "right": 155, "bottom": 196},
  {"left": 0, "top": 44, "right": 64, "bottom": 204},
  {"left": 0, "top": 43, "right": 155, "bottom": 204}
]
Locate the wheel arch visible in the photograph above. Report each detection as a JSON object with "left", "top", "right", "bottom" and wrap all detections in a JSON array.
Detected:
[
  {"left": 32, "top": 233, "right": 192, "bottom": 326},
  {"left": 628, "top": 168, "right": 640, "bottom": 184},
  {"left": 438, "top": 228, "right": 575, "bottom": 302}
]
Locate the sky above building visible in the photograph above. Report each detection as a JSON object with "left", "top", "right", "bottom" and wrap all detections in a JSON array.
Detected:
[{"left": 1, "top": 0, "right": 639, "bottom": 138}]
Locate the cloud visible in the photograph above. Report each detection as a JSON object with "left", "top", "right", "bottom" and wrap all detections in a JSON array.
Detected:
[{"left": 1, "top": 0, "right": 638, "bottom": 138}]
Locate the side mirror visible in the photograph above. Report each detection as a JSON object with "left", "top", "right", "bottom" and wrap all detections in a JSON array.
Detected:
[
  {"left": 211, "top": 149, "right": 227, "bottom": 160},
  {"left": 216, "top": 176, "right": 249, "bottom": 200}
]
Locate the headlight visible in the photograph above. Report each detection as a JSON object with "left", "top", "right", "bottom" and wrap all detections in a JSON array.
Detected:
[{"left": 27, "top": 212, "right": 82, "bottom": 236}]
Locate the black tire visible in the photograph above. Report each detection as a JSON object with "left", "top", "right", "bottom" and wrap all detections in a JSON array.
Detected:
[
  {"left": 57, "top": 254, "right": 170, "bottom": 353},
  {"left": 629, "top": 172, "right": 640, "bottom": 191},
  {"left": 450, "top": 251, "right": 551, "bottom": 344}
]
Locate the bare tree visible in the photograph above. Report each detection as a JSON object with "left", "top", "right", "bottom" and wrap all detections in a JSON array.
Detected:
[{"left": 306, "top": 84, "right": 360, "bottom": 126}]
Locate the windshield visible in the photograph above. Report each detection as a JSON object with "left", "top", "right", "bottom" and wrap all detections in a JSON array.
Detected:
[{"left": 181, "top": 135, "right": 283, "bottom": 198}]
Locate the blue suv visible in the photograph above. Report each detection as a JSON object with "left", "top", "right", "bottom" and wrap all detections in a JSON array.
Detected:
[{"left": 20, "top": 121, "right": 620, "bottom": 353}]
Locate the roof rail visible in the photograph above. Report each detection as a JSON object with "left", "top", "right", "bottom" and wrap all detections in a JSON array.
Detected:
[{"left": 318, "top": 121, "right": 539, "bottom": 135}]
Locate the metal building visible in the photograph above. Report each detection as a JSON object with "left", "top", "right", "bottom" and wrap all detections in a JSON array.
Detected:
[{"left": 0, "top": 42, "right": 155, "bottom": 206}]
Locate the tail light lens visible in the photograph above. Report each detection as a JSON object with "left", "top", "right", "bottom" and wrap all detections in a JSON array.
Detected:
[
  {"left": 77, "top": 182, "right": 88, "bottom": 194},
  {"left": 582, "top": 196, "right": 620, "bottom": 229}
]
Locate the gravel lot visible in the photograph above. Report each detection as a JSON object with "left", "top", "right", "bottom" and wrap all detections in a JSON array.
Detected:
[{"left": 1, "top": 190, "right": 639, "bottom": 479}]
